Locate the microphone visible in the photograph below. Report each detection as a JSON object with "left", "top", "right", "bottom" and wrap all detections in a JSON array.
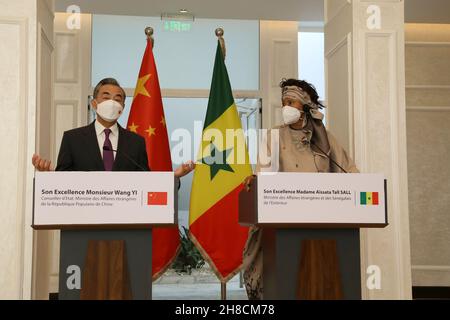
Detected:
[
  {"left": 103, "top": 146, "right": 148, "bottom": 171},
  {"left": 309, "top": 141, "right": 348, "bottom": 173},
  {"left": 303, "top": 104, "right": 312, "bottom": 114}
]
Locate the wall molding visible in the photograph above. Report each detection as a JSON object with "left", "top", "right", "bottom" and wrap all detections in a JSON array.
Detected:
[
  {"left": 272, "top": 38, "right": 297, "bottom": 88},
  {"left": 406, "top": 106, "right": 450, "bottom": 112},
  {"left": 36, "top": 22, "right": 54, "bottom": 153},
  {"left": 324, "top": 32, "right": 353, "bottom": 153},
  {"left": 325, "top": 32, "right": 350, "bottom": 59},
  {"left": 412, "top": 265, "right": 450, "bottom": 286},
  {"left": 347, "top": 33, "right": 354, "bottom": 158},
  {"left": 406, "top": 41, "right": 450, "bottom": 47},
  {"left": 406, "top": 85, "right": 450, "bottom": 90},
  {"left": 54, "top": 31, "right": 79, "bottom": 84},
  {"left": 54, "top": 100, "right": 79, "bottom": 126},
  {"left": 363, "top": 30, "right": 399, "bottom": 173},
  {"left": 37, "top": 0, "right": 55, "bottom": 41},
  {"left": 412, "top": 265, "right": 450, "bottom": 271},
  {"left": 54, "top": 100, "right": 79, "bottom": 157},
  {"left": 359, "top": 27, "right": 412, "bottom": 299},
  {"left": 373, "top": 30, "right": 412, "bottom": 299},
  {"left": 40, "top": 25, "right": 55, "bottom": 52},
  {"left": 16, "top": 16, "right": 32, "bottom": 301}
]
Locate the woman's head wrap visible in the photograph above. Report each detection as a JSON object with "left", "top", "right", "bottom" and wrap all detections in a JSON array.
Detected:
[
  {"left": 281, "top": 86, "right": 324, "bottom": 120},
  {"left": 281, "top": 80, "right": 330, "bottom": 158}
]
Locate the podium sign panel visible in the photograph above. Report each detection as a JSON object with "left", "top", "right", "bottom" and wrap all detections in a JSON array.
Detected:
[
  {"left": 33, "top": 171, "right": 176, "bottom": 228},
  {"left": 257, "top": 172, "right": 387, "bottom": 226}
]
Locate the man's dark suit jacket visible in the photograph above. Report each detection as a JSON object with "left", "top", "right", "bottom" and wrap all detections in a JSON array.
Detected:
[{"left": 55, "top": 121, "right": 150, "bottom": 172}]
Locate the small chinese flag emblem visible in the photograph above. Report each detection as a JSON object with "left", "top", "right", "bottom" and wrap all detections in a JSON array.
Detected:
[{"left": 147, "top": 192, "right": 168, "bottom": 206}]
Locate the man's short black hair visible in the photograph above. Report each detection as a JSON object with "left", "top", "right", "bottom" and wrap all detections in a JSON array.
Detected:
[{"left": 93, "top": 78, "right": 126, "bottom": 103}]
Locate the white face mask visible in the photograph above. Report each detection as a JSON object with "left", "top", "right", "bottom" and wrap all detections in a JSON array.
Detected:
[
  {"left": 95, "top": 99, "right": 123, "bottom": 122},
  {"left": 282, "top": 106, "right": 305, "bottom": 126}
]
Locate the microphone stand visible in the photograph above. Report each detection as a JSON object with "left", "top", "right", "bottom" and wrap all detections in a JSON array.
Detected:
[{"left": 103, "top": 146, "right": 148, "bottom": 171}]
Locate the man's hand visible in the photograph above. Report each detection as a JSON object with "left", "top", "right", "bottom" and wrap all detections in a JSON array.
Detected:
[
  {"left": 32, "top": 154, "right": 53, "bottom": 171},
  {"left": 174, "top": 160, "right": 196, "bottom": 178}
]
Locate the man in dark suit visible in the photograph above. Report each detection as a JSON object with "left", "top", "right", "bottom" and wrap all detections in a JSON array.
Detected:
[{"left": 33, "top": 78, "right": 194, "bottom": 177}]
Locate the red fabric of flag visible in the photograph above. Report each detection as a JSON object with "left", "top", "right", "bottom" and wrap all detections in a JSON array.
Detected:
[
  {"left": 372, "top": 192, "right": 379, "bottom": 205},
  {"left": 127, "top": 39, "right": 180, "bottom": 280}
]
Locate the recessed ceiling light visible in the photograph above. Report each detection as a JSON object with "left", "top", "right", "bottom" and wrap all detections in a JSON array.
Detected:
[{"left": 179, "top": 9, "right": 188, "bottom": 14}]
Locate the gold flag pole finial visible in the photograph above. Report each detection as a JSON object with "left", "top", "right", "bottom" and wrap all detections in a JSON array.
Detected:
[
  {"left": 145, "top": 27, "right": 154, "bottom": 48},
  {"left": 215, "top": 27, "right": 226, "bottom": 60}
]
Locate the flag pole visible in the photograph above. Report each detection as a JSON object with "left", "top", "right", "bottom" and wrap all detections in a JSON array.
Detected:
[
  {"left": 145, "top": 26, "right": 154, "bottom": 48},
  {"left": 215, "top": 27, "right": 226, "bottom": 60},
  {"left": 221, "top": 282, "right": 227, "bottom": 300},
  {"left": 216, "top": 27, "right": 228, "bottom": 301}
]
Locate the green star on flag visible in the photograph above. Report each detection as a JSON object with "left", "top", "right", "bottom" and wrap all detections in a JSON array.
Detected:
[{"left": 201, "top": 142, "right": 234, "bottom": 180}]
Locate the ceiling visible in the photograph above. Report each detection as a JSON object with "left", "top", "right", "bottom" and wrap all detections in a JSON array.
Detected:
[
  {"left": 55, "top": 0, "right": 324, "bottom": 21},
  {"left": 405, "top": 0, "right": 450, "bottom": 24},
  {"left": 55, "top": 0, "right": 450, "bottom": 24}
]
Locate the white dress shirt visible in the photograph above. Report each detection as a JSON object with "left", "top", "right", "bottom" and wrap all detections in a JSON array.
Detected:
[{"left": 95, "top": 121, "right": 119, "bottom": 160}]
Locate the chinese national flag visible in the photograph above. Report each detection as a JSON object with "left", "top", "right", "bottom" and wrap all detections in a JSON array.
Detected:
[
  {"left": 147, "top": 192, "right": 168, "bottom": 206},
  {"left": 127, "top": 39, "right": 180, "bottom": 280}
]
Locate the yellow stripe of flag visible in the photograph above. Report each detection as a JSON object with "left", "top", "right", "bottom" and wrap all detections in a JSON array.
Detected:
[{"left": 189, "top": 104, "right": 252, "bottom": 224}]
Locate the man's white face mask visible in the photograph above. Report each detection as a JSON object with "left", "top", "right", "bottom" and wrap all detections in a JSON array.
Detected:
[
  {"left": 95, "top": 99, "right": 123, "bottom": 122},
  {"left": 282, "top": 105, "right": 305, "bottom": 126}
]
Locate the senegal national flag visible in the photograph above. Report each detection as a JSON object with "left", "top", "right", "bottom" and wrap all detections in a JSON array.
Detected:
[
  {"left": 360, "top": 192, "right": 379, "bottom": 205},
  {"left": 189, "top": 41, "right": 253, "bottom": 282}
]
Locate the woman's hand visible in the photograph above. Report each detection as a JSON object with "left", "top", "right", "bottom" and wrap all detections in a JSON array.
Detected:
[
  {"left": 243, "top": 175, "right": 256, "bottom": 192},
  {"left": 174, "top": 160, "right": 196, "bottom": 178},
  {"left": 32, "top": 154, "right": 53, "bottom": 171}
]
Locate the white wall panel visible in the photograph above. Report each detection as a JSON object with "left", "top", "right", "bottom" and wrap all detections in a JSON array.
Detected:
[
  {"left": 405, "top": 24, "right": 450, "bottom": 287},
  {"left": 325, "top": 0, "right": 412, "bottom": 299},
  {"left": 260, "top": 20, "right": 298, "bottom": 129},
  {"left": 0, "top": 20, "right": 27, "bottom": 300}
]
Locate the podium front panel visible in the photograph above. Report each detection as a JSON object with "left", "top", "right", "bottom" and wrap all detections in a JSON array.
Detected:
[
  {"left": 263, "top": 228, "right": 361, "bottom": 300},
  {"left": 59, "top": 229, "right": 152, "bottom": 300}
]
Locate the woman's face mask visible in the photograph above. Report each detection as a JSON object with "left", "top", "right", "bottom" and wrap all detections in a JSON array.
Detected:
[
  {"left": 282, "top": 106, "right": 301, "bottom": 125},
  {"left": 94, "top": 99, "right": 124, "bottom": 122},
  {"left": 282, "top": 106, "right": 306, "bottom": 127}
]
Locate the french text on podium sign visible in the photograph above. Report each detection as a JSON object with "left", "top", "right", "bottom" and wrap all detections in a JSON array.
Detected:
[
  {"left": 257, "top": 173, "right": 386, "bottom": 225},
  {"left": 33, "top": 172, "right": 175, "bottom": 227}
]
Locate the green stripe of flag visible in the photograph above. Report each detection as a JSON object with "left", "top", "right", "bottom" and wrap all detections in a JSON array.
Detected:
[
  {"left": 360, "top": 192, "right": 367, "bottom": 205},
  {"left": 203, "top": 41, "right": 235, "bottom": 129}
]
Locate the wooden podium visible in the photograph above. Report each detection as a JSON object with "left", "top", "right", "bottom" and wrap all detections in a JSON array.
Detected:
[
  {"left": 32, "top": 171, "right": 178, "bottom": 300},
  {"left": 239, "top": 173, "right": 388, "bottom": 300}
]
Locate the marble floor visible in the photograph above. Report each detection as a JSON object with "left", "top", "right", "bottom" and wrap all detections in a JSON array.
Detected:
[{"left": 153, "top": 272, "right": 248, "bottom": 300}]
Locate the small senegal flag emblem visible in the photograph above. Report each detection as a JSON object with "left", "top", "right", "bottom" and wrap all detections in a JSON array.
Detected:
[{"left": 360, "top": 192, "right": 379, "bottom": 205}]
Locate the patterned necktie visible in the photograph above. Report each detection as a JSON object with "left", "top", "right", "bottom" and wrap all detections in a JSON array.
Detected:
[{"left": 103, "top": 129, "right": 114, "bottom": 171}]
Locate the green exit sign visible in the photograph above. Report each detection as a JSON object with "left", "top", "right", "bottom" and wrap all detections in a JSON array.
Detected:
[{"left": 163, "top": 21, "right": 192, "bottom": 32}]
